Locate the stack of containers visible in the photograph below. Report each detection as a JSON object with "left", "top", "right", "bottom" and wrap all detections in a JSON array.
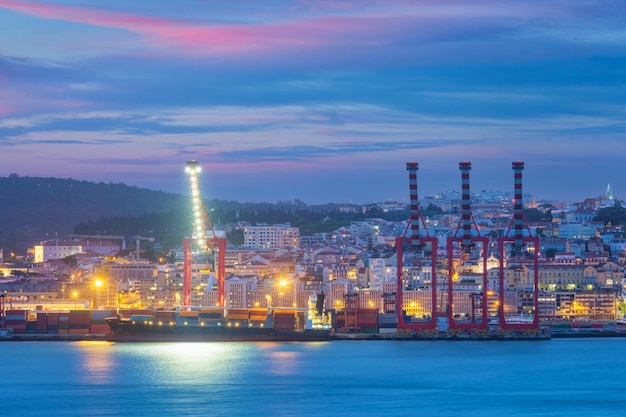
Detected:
[
  {"left": 58, "top": 312, "right": 70, "bottom": 334},
  {"left": 356, "top": 308, "right": 379, "bottom": 333},
  {"left": 118, "top": 309, "right": 153, "bottom": 319},
  {"left": 5, "top": 309, "right": 28, "bottom": 334},
  {"left": 69, "top": 310, "right": 91, "bottom": 334},
  {"left": 47, "top": 312, "right": 59, "bottom": 334},
  {"left": 36, "top": 313, "right": 48, "bottom": 334},
  {"left": 226, "top": 308, "right": 249, "bottom": 327},
  {"left": 90, "top": 310, "right": 112, "bottom": 334},
  {"left": 378, "top": 312, "right": 397, "bottom": 333},
  {"left": 131, "top": 309, "right": 154, "bottom": 317},
  {"left": 335, "top": 314, "right": 346, "bottom": 331},
  {"left": 155, "top": 310, "right": 177, "bottom": 325},
  {"left": 24, "top": 312, "right": 37, "bottom": 334},
  {"left": 117, "top": 309, "right": 133, "bottom": 319},
  {"left": 199, "top": 307, "right": 223, "bottom": 326},
  {"left": 272, "top": 310, "right": 296, "bottom": 331},
  {"left": 155, "top": 310, "right": 176, "bottom": 325},
  {"left": 296, "top": 311, "right": 305, "bottom": 331},
  {"left": 178, "top": 310, "right": 199, "bottom": 326},
  {"left": 130, "top": 314, "right": 153, "bottom": 323},
  {"left": 249, "top": 308, "right": 268, "bottom": 327}
]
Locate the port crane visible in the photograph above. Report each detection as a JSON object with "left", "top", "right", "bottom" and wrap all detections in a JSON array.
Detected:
[{"left": 183, "top": 161, "right": 227, "bottom": 307}]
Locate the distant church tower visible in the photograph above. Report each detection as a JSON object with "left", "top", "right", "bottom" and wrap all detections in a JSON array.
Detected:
[
  {"left": 605, "top": 183, "right": 615, "bottom": 201},
  {"left": 601, "top": 183, "right": 617, "bottom": 208}
]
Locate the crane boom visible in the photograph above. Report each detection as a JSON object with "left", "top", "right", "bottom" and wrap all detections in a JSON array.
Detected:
[{"left": 183, "top": 161, "right": 226, "bottom": 307}]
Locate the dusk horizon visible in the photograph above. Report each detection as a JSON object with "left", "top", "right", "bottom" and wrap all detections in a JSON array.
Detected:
[{"left": 1, "top": 1, "right": 624, "bottom": 204}]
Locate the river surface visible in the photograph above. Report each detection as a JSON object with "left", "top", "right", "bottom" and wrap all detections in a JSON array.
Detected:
[{"left": 0, "top": 339, "right": 624, "bottom": 416}]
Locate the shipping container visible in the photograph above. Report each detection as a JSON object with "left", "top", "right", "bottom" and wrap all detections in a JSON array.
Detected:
[
  {"left": 6, "top": 310, "right": 28, "bottom": 318},
  {"left": 360, "top": 327, "right": 379, "bottom": 334},
  {"left": 36, "top": 313, "right": 48, "bottom": 333},
  {"left": 91, "top": 310, "right": 113, "bottom": 321},
  {"left": 47, "top": 313, "right": 59, "bottom": 326},
  {"left": 226, "top": 308, "right": 250, "bottom": 320},
  {"left": 89, "top": 324, "right": 110, "bottom": 334},
  {"left": 130, "top": 315, "right": 153, "bottom": 322},
  {"left": 200, "top": 307, "right": 224, "bottom": 314}
]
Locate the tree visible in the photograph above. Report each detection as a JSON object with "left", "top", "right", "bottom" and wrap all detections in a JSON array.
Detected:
[
  {"left": 422, "top": 204, "right": 443, "bottom": 217},
  {"left": 545, "top": 248, "right": 557, "bottom": 259},
  {"left": 62, "top": 255, "right": 78, "bottom": 267},
  {"left": 226, "top": 228, "right": 244, "bottom": 246},
  {"left": 524, "top": 208, "right": 552, "bottom": 222},
  {"left": 595, "top": 203, "right": 626, "bottom": 226}
]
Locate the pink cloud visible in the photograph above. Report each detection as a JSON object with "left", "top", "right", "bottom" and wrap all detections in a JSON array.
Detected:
[
  {"left": 0, "top": 1, "right": 333, "bottom": 53},
  {"left": 2, "top": 0, "right": 619, "bottom": 64},
  {"left": 0, "top": 0, "right": 522, "bottom": 57}
]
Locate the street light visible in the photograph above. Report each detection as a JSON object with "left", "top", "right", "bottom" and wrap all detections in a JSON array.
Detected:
[
  {"left": 72, "top": 291, "right": 78, "bottom": 309},
  {"left": 279, "top": 280, "right": 288, "bottom": 307},
  {"left": 94, "top": 279, "right": 103, "bottom": 309}
]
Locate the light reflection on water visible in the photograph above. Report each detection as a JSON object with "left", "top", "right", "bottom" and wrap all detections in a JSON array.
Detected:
[
  {"left": 2, "top": 339, "right": 626, "bottom": 417},
  {"left": 120, "top": 342, "right": 237, "bottom": 384},
  {"left": 75, "top": 341, "right": 116, "bottom": 385}
]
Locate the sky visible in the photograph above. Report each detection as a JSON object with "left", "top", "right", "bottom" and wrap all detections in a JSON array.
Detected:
[{"left": 0, "top": 0, "right": 625, "bottom": 205}]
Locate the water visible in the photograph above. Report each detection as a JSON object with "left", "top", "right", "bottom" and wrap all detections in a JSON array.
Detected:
[{"left": 0, "top": 339, "right": 624, "bottom": 416}]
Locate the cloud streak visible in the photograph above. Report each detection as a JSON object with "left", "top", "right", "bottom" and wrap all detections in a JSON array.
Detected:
[{"left": 0, "top": 1, "right": 625, "bottom": 203}]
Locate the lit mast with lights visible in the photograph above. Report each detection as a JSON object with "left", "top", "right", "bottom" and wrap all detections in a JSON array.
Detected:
[{"left": 182, "top": 161, "right": 227, "bottom": 307}]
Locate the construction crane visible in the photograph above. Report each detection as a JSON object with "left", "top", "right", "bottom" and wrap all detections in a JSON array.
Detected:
[
  {"left": 183, "top": 161, "right": 227, "bottom": 307},
  {"left": 69, "top": 234, "right": 155, "bottom": 261}
]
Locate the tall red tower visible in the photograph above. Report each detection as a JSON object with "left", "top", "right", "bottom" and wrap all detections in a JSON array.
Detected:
[
  {"left": 497, "top": 161, "right": 540, "bottom": 330},
  {"left": 446, "top": 162, "right": 489, "bottom": 331},
  {"left": 396, "top": 162, "right": 438, "bottom": 331}
]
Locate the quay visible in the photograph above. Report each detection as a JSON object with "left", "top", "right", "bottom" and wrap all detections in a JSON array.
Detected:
[
  {"left": 0, "top": 332, "right": 107, "bottom": 342},
  {"left": 5, "top": 329, "right": 626, "bottom": 342},
  {"left": 331, "top": 330, "right": 552, "bottom": 341}
]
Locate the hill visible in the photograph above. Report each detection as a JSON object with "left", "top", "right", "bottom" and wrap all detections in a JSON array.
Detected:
[
  {"left": 0, "top": 175, "right": 191, "bottom": 254},
  {"left": 0, "top": 175, "right": 370, "bottom": 255}
]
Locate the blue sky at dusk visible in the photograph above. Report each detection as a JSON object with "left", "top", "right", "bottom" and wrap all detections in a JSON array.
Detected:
[{"left": 1, "top": 0, "right": 625, "bottom": 204}]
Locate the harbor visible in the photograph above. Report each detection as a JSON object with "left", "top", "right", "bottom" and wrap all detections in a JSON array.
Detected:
[{"left": 3, "top": 306, "right": 626, "bottom": 342}]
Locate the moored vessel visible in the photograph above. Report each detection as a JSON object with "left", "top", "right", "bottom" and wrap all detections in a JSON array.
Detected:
[{"left": 105, "top": 306, "right": 331, "bottom": 342}]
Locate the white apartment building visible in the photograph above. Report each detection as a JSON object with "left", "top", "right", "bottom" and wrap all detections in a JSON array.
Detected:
[
  {"left": 243, "top": 223, "right": 300, "bottom": 249},
  {"left": 368, "top": 254, "right": 397, "bottom": 290},
  {"left": 34, "top": 240, "right": 84, "bottom": 263},
  {"left": 557, "top": 221, "right": 602, "bottom": 240},
  {"left": 34, "top": 240, "right": 120, "bottom": 263}
]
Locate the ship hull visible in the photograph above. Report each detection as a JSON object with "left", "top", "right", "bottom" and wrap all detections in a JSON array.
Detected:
[{"left": 105, "top": 317, "right": 331, "bottom": 342}]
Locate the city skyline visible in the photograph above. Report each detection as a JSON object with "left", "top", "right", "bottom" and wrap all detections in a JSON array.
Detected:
[{"left": 0, "top": 1, "right": 624, "bottom": 204}]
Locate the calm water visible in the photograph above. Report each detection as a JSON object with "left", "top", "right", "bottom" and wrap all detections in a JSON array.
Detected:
[{"left": 0, "top": 339, "right": 625, "bottom": 416}]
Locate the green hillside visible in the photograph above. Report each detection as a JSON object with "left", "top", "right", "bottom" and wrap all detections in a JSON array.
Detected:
[
  {"left": 0, "top": 175, "right": 368, "bottom": 255},
  {"left": 0, "top": 175, "right": 190, "bottom": 254}
]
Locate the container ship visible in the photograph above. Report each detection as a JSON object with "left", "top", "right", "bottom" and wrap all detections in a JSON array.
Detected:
[{"left": 105, "top": 306, "right": 332, "bottom": 342}]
